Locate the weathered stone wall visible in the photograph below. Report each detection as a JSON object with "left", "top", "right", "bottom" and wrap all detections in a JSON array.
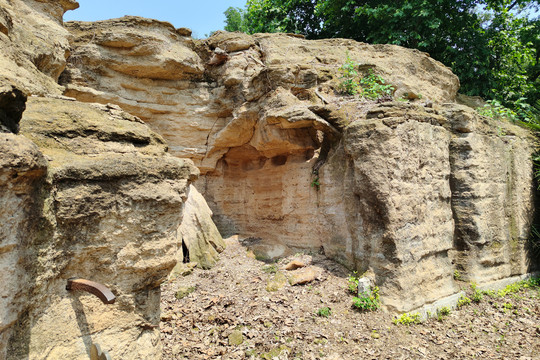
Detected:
[
  {"left": 442, "top": 104, "right": 536, "bottom": 284},
  {"left": 0, "top": 124, "right": 47, "bottom": 359},
  {"left": 1, "top": 3, "right": 228, "bottom": 358},
  {"left": 0, "top": 0, "right": 76, "bottom": 95},
  {"left": 1, "top": 97, "right": 198, "bottom": 359},
  {"left": 61, "top": 15, "right": 537, "bottom": 313}
]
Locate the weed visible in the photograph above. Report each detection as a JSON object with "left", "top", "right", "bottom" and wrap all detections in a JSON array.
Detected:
[
  {"left": 262, "top": 264, "right": 278, "bottom": 274},
  {"left": 453, "top": 270, "right": 462, "bottom": 281},
  {"left": 338, "top": 54, "right": 394, "bottom": 100},
  {"left": 347, "top": 272, "right": 359, "bottom": 294},
  {"left": 310, "top": 176, "right": 320, "bottom": 191},
  {"left": 393, "top": 312, "right": 421, "bottom": 325},
  {"left": 316, "top": 307, "right": 332, "bottom": 318},
  {"left": 359, "top": 70, "right": 395, "bottom": 100},
  {"left": 502, "top": 302, "right": 514, "bottom": 310},
  {"left": 477, "top": 99, "right": 519, "bottom": 121},
  {"left": 352, "top": 286, "right": 380, "bottom": 312},
  {"left": 470, "top": 282, "right": 483, "bottom": 303},
  {"left": 437, "top": 307, "right": 451, "bottom": 321},
  {"left": 338, "top": 53, "right": 360, "bottom": 95},
  {"left": 457, "top": 296, "right": 472, "bottom": 308},
  {"left": 439, "top": 307, "right": 451, "bottom": 316}
]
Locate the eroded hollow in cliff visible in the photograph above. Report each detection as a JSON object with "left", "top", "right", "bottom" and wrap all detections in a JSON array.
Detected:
[{"left": 201, "top": 131, "right": 326, "bottom": 258}]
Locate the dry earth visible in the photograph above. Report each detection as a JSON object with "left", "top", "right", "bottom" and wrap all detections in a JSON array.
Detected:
[{"left": 161, "top": 238, "right": 540, "bottom": 360}]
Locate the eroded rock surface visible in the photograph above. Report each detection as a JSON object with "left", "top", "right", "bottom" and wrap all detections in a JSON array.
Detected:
[
  {"left": 61, "top": 17, "right": 537, "bottom": 313},
  {"left": 2, "top": 97, "right": 198, "bottom": 359},
  {"left": 0, "top": 0, "right": 75, "bottom": 95},
  {"left": 62, "top": 20, "right": 459, "bottom": 173},
  {"left": 0, "top": 131, "right": 47, "bottom": 359},
  {"left": 177, "top": 184, "right": 225, "bottom": 269}
]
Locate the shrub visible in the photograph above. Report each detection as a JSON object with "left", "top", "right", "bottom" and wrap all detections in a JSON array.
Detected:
[
  {"left": 457, "top": 295, "right": 471, "bottom": 308},
  {"left": 352, "top": 286, "right": 380, "bottom": 311},
  {"left": 393, "top": 312, "right": 421, "bottom": 325}
]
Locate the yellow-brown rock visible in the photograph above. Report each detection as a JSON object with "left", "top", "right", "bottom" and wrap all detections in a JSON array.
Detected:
[
  {"left": 61, "top": 20, "right": 537, "bottom": 313},
  {"left": 2, "top": 97, "right": 198, "bottom": 359},
  {"left": 0, "top": 0, "right": 76, "bottom": 95}
]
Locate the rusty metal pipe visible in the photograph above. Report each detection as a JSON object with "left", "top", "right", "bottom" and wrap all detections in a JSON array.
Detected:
[{"left": 66, "top": 278, "right": 116, "bottom": 304}]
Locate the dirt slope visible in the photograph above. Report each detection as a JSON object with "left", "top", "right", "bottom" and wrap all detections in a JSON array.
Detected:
[{"left": 161, "top": 237, "right": 540, "bottom": 359}]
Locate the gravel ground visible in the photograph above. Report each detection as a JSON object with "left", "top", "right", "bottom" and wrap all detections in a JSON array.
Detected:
[{"left": 161, "top": 237, "right": 540, "bottom": 359}]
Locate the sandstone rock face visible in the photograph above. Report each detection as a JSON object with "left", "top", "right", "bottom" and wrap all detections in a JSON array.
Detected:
[
  {"left": 62, "top": 22, "right": 459, "bottom": 173},
  {"left": 61, "top": 20, "right": 537, "bottom": 312},
  {"left": 177, "top": 184, "right": 225, "bottom": 269},
  {"left": 2, "top": 97, "right": 198, "bottom": 359},
  {"left": 0, "top": 0, "right": 75, "bottom": 95},
  {"left": 442, "top": 104, "right": 535, "bottom": 283},
  {"left": 0, "top": 130, "right": 47, "bottom": 359}
]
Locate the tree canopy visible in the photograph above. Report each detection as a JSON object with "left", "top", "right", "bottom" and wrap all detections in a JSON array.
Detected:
[{"left": 224, "top": 0, "right": 540, "bottom": 113}]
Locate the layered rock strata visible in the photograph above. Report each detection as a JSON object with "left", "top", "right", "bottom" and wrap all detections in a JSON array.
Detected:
[
  {"left": 0, "top": 0, "right": 76, "bottom": 95},
  {"left": 1, "top": 96, "right": 198, "bottom": 359},
  {"left": 62, "top": 19, "right": 459, "bottom": 173},
  {"left": 61, "top": 17, "right": 537, "bottom": 312}
]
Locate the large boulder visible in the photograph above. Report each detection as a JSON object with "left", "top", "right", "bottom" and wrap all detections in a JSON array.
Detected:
[{"left": 177, "top": 184, "right": 225, "bottom": 269}]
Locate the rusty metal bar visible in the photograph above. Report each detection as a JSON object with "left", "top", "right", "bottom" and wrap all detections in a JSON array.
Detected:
[{"left": 66, "top": 278, "right": 116, "bottom": 304}]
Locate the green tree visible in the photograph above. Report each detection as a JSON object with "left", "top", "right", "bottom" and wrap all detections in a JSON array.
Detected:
[
  {"left": 226, "top": 0, "right": 539, "bottom": 112},
  {"left": 224, "top": 7, "right": 248, "bottom": 32}
]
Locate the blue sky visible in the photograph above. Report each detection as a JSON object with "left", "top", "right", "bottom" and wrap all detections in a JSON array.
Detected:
[{"left": 63, "top": 0, "right": 248, "bottom": 38}]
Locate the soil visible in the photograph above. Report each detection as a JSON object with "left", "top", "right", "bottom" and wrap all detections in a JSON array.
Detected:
[{"left": 161, "top": 237, "right": 540, "bottom": 360}]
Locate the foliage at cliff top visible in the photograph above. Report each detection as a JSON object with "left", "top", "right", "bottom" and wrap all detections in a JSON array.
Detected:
[{"left": 224, "top": 0, "right": 539, "bottom": 116}]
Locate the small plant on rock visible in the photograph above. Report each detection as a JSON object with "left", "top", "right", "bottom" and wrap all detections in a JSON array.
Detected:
[
  {"left": 338, "top": 54, "right": 394, "bottom": 100},
  {"left": 338, "top": 53, "right": 360, "bottom": 95},
  {"left": 352, "top": 286, "right": 380, "bottom": 312},
  {"left": 359, "top": 69, "right": 395, "bottom": 100}
]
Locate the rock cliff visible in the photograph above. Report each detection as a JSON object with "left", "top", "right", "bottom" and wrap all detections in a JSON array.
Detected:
[
  {"left": 2, "top": 96, "right": 198, "bottom": 359},
  {"left": 61, "top": 15, "right": 537, "bottom": 313},
  {"left": 0, "top": 1, "right": 538, "bottom": 359},
  {"left": 0, "top": 2, "right": 203, "bottom": 358}
]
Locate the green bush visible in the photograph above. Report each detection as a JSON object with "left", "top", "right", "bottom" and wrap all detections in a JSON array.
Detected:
[
  {"left": 352, "top": 286, "right": 380, "bottom": 312},
  {"left": 338, "top": 55, "right": 394, "bottom": 100}
]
